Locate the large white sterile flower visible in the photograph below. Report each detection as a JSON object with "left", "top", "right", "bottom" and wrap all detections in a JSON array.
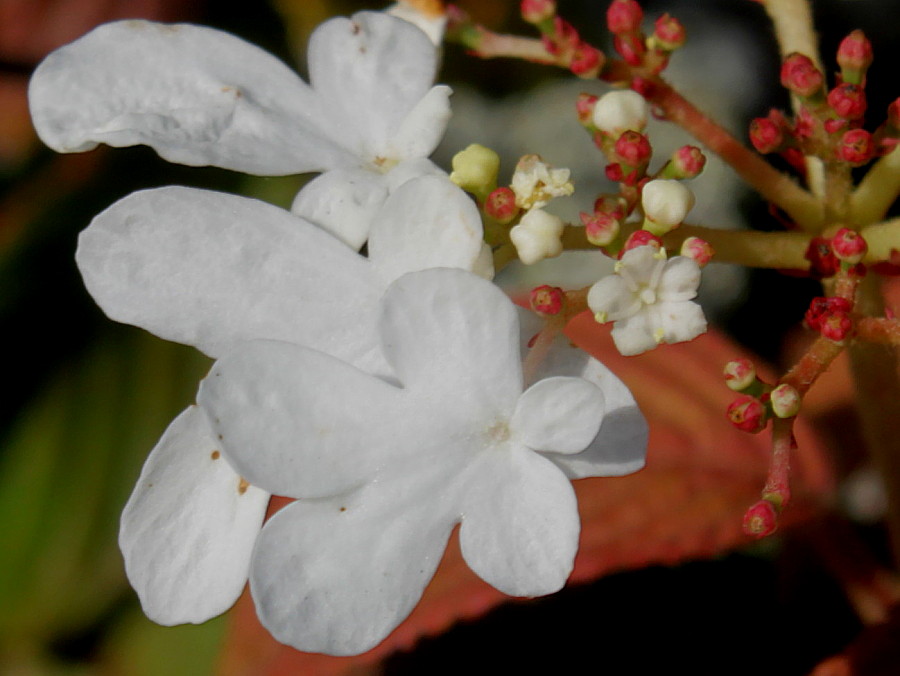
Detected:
[
  {"left": 83, "top": 176, "right": 488, "bottom": 626},
  {"left": 588, "top": 245, "right": 707, "bottom": 356},
  {"left": 29, "top": 11, "right": 450, "bottom": 249},
  {"left": 198, "top": 268, "right": 648, "bottom": 656}
]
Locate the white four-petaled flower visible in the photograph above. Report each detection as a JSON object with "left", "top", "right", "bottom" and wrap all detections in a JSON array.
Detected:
[
  {"left": 29, "top": 12, "right": 450, "bottom": 249},
  {"left": 588, "top": 245, "right": 707, "bottom": 356},
  {"left": 198, "top": 267, "right": 646, "bottom": 656}
]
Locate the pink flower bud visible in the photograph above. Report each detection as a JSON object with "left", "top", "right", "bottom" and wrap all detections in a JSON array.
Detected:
[
  {"left": 723, "top": 358, "right": 756, "bottom": 392},
  {"left": 530, "top": 284, "right": 565, "bottom": 316},
  {"left": 821, "top": 311, "right": 853, "bottom": 342},
  {"left": 484, "top": 187, "right": 519, "bottom": 223},
  {"left": 613, "top": 130, "right": 652, "bottom": 166},
  {"left": 804, "top": 296, "right": 852, "bottom": 331},
  {"left": 770, "top": 383, "right": 801, "bottom": 418},
  {"left": 580, "top": 211, "right": 621, "bottom": 246},
  {"left": 827, "top": 83, "right": 867, "bottom": 120},
  {"left": 749, "top": 117, "right": 785, "bottom": 154},
  {"left": 837, "top": 128, "right": 875, "bottom": 165},
  {"left": 605, "top": 163, "right": 624, "bottom": 182},
  {"left": 805, "top": 237, "right": 840, "bottom": 279},
  {"left": 620, "top": 231, "right": 662, "bottom": 257},
  {"left": 613, "top": 33, "right": 645, "bottom": 66},
  {"left": 743, "top": 500, "right": 778, "bottom": 537},
  {"left": 824, "top": 118, "right": 847, "bottom": 135},
  {"left": 780, "top": 53, "right": 824, "bottom": 98},
  {"left": 727, "top": 395, "right": 767, "bottom": 434},
  {"left": 831, "top": 227, "right": 868, "bottom": 264},
  {"left": 652, "top": 13, "right": 685, "bottom": 50},
  {"left": 837, "top": 30, "right": 873, "bottom": 77},
  {"left": 680, "top": 236, "right": 714, "bottom": 266},
  {"left": 570, "top": 42, "right": 605, "bottom": 78},
  {"left": 520, "top": 0, "right": 556, "bottom": 25},
  {"left": 606, "top": 0, "right": 643, "bottom": 34},
  {"left": 576, "top": 93, "right": 598, "bottom": 127},
  {"left": 671, "top": 145, "right": 706, "bottom": 178}
]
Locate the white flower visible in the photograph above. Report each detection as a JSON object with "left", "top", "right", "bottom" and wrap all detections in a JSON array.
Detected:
[
  {"left": 198, "top": 267, "right": 647, "bottom": 656},
  {"left": 387, "top": 0, "right": 447, "bottom": 46},
  {"left": 510, "top": 208, "right": 565, "bottom": 264},
  {"left": 29, "top": 12, "right": 450, "bottom": 249},
  {"left": 588, "top": 245, "right": 707, "bottom": 356},
  {"left": 591, "top": 89, "right": 649, "bottom": 135},
  {"left": 90, "top": 176, "right": 488, "bottom": 625},
  {"left": 642, "top": 179, "right": 695, "bottom": 232},
  {"left": 510, "top": 154, "right": 574, "bottom": 210}
]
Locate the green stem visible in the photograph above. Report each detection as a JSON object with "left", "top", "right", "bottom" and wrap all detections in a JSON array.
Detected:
[{"left": 851, "top": 148, "right": 900, "bottom": 226}]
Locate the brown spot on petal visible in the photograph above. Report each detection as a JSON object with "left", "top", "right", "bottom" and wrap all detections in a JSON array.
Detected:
[
  {"left": 211, "top": 450, "right": 220, "bottom": 460},
  {"left": 221, "top": 86, "right": 242, "bottom": 98},
  {"left": 339, "top": 506, "right": 347, "bottom": 512},
  {"left": 351, "top": 22, "right": 361, "bottom": 35},
  {"left": 238, "top": 477, "right": 249, "bottom": 495}
]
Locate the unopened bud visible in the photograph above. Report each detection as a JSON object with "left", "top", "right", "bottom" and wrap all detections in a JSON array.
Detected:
[
  {"left": 750, "top": 117, "right": 785, "bottom": 154},
  {"left": 780, "top": 53, "right": 824, "bottom": 98},
  {"left": 450, "top": 144, "right": 500, "bottom": 197},
  {"left": 484, "top": 187, "right": 519, "bottom": 223},
  {"left": 805, "top": 296, "right": 852, "bottom": 331},
  {"left": 621, "top": 230, "right": 662, "bottom": 255},
  {"left": 606, "top": 0, "right": 643, "bottom": 34},
  {"left": 641, "top": 179, "right": 694, "bottom": 234},
  {"left": 837, "top": 30, "right": 873, "bottom": 84},
  {"left": 724, "top": 358, "right": 757, "bottom": 392},
  {"left": 680, "top": 236, "right": 713, "bottom": 266},
  {"left": 821, "top": 311, "right": 853, "bottom": 342},
  {"left": 651, "top": 13, "right": 685, "bottom": 51},
  {"left": 520, "top": 0, "right": 556, "bottom": 25},
  {"left": 509, "top": 208, "right": 565, "bottom": 265},
  {"left": 669, "top": 145, "right": 706, "bottom": 179},
  {"left": 580, "top": 211, "right": 621, "bottom": 246},
  {"left": 727, "top": 395, "right": 768, "bottom": 433},
  {"left": 592, "top": 89, "right": 649, "bottom": 135},
  {"left": 831, "top": 227, "right": 868, "bottom": 264},
  {"left": 613, "top": 32, "right": 645, "bottom": 66},
  {"left": 837, "top": 128, "right": 875, "bottom": 165},
  {"left": 530, "top": 284, "right": 565, "bottom": 316},
  {"left": 613, "top": 130, "right": 652, "bottom": 166},
  {"left": 805, "top": 237, "right": 840, "bottom": 278},
  {"left": 743, "top": 500, "right": 778, "bottom": 537},
  {"left": 576, "top": 93, "right": 598, "bottom": 128},
  {"left": 570, "top": 42, "right": 605, "bottom": 78},
  {"left": 770, "top": 383, "right": 801, "bottom": 418},
  {"left": 827, "top": 83, "right": 867, "bottom": 120}
]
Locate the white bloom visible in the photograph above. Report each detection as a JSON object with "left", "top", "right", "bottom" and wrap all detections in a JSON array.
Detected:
[
  {"left": 588, "top": 245, "right": 707, "bottom": 356},
  {"left": 642, "top": 179, "right": 695, "bottom": 231},
  {"left": 198, "top": 267, "right": 647, "bottom": 656},
  {"left": 510, "top": 208, "right": 565, "bottom": 265},
  {"left": 510, "top": 154, "right": 574, "bottom": 210},
  {"left": 591, "top": 89, "right": 649, "bottom": 135},
  {"left": 87, "top": 176, "right": 487, "bottom": 625},
  {"left": 29, "top": 12, "right": 450, "bottom": 249}
]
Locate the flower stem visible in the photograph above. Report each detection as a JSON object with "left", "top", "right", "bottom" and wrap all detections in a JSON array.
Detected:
[{"left": 851, "top": 148, "right": 900, "bottom": 226}]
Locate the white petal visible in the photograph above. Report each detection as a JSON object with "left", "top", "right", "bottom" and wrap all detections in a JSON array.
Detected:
[
  {"left": 617, "top": 245, "right": 662, "bottom": 286},
  {"left": 119, "top": 406, "right": 269, "bottom": 625},
  {"left": 369, "top": 176, "right": 485, "bottom": 284},
  {"left": 386, "top": 2, "right": 448, "bottom": 46},
  {"left": 308, "top": 12, "right": 440, "bottom": 161},
  {"left": 199, "top": 340, "right": 423, "bottom": 499},
  {"left": 511, "top": 377, "right": 605, "bottom": 454},
  {"left": 76, "top": 186, "right": 385, "bottom": 371},
  {"left": 290, "top": 168, "right": 389, "bottom": 250},
  {"left": 459, "top": 448, "right": 579, "bottom": 597},
  {"left": 379, "top": 268, "right": 522, "bottom": 420},
  {"left": 386, "top": 85, "right": 453, "bottom": 160},
  {"left": 249, "top": 479, "right": 455, "bottom": 656},
  {"left": 610, "top": 312, "right": 659, "bottom": 356},
  {"left": 29, "top": 21, "right": 350, "bottom": 175},
  {"left": 383, "top": 156, "right": 446, "bottom": 192},
  {"left": 658, "top": 255, "right": 702, "bottom": 302},
  {"left": 652, "top": 300, "right": 708, "bottom": 344},
  {"left": 587, "top": 275, "right": 640, "bottom": 321}
]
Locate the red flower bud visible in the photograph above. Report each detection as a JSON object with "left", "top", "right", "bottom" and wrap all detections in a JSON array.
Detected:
[
  {"left": 613, "top": 33, "right": 645, "bottom": 66},
  {"left": 576, "top": 93, "right": 598, "bottom": 127},
  {"left": 620, "top": 230, "right": 662, "bottom": 255},
  {"left": 727, "top": 395, "right": 768, "bottom": 434},
  {"left": 820, "top": 311, "right": 853, "bottom": 342},
  {"left": 805, "top": 296, "right": 852, "bottom": 331},
  {"left": 827, "top": 83, "right": 867, "bottom": 120},
  {"left": 570, "top": 42, "right": 605, "bottom": 78},
  {"left": 743, "top": 500, "right": 778, "bottom": 537},
  {"left": 805, "top": 237, "right": 841, "bottom": 278},
  {"left": 520, "top": 0, "right": 556, "bottom": 25},
  {"left": 680, "top": 236, "right": 713, "bottom": 267},
  {"left": 671, "top": 145, "right": 706, "bottom": 178},
  {"left": 780, "top": 53, "right": 824, "bottom": 98},
  {"left": 606, "top": 0, "right": 643, "bottom": 34},
  {"left": 652, "top": 13, "right": 685, "bottom": 50},
  {"left": 613, "top": 130, "right": 652, "bottom": 166},
  {"left": 837, "top": 30, "right": 873, "bottom": 77},
  {"left": 484, "top": 187, "right": 519, "bottom": 223},
  {"left": 831, "top": 227, "right": 868, "bottom": 264},
  {"left": 749, "top": 117, "right": 785, "bottom": 154},
  {"left": 580, "top": 211, "right": 621, "bottom": 246},
  {"left": 530, "top": 285, "right": 565, "bottom": 316},
  {"left": 837, "top": 128, "right": 875, "bottom": 165}
]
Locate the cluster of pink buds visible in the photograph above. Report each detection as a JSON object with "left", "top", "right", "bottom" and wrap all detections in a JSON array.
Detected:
[
  {"left": 521, "top": 0, "right": 604, "bottom": 78},
  {"left": 805, "top": 296, "right": 853, "bottom": 342},
  {"left": 750, "top": 31, "right": 900, "bottom": 178},
  {"left": 803, "top": 228, "right": 868, "bottom": 279},
  {"left": 604, "top": 0, "right": 683, "bottom": 76},
  {"left": 723, "top": 359, "right": 802, "bottom": 435}
]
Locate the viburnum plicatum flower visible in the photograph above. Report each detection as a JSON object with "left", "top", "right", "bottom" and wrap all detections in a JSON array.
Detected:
[
  {"left": 29, "top": 11, "right": 450, "bottom": 249},
  {"left": 510, "top": 208, "right": 566, "bottom": 264},
  {"left": 198, "top": 267, "right": 648, "bottom": 655},
  {"left": 510, "top": 154, "right": 575, "bottom": 210},
  {"left": 588, "top": 245, "right": 707, "bottom": 356},
  {"left": 82, "top": 176, "right": 488, "bottom": 625}
]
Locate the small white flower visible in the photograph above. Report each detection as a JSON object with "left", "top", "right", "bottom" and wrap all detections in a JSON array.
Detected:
[
  {"left": 588, "top": 245, "right": 707, "bottom": 356},
  {"left": 591, "top": 89, "right": 649, "bottom": 135},
  {"left": 29, "top": 12, "right": 450, "bottom": 249},
  {"left": 198, "top": 267, "right": 646, "bottom": 656},
  {"left": 510, "top": 154, "right": 574, "bottom": 210},
  {"left": 642, "top": 179, "right": 695, "bottom": 233},
  {"left": 510, "top": 208, "right": 565, "bottom": 265},
  {"left": 89, "top": 176, "right": 488, "bottom": 626}
]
